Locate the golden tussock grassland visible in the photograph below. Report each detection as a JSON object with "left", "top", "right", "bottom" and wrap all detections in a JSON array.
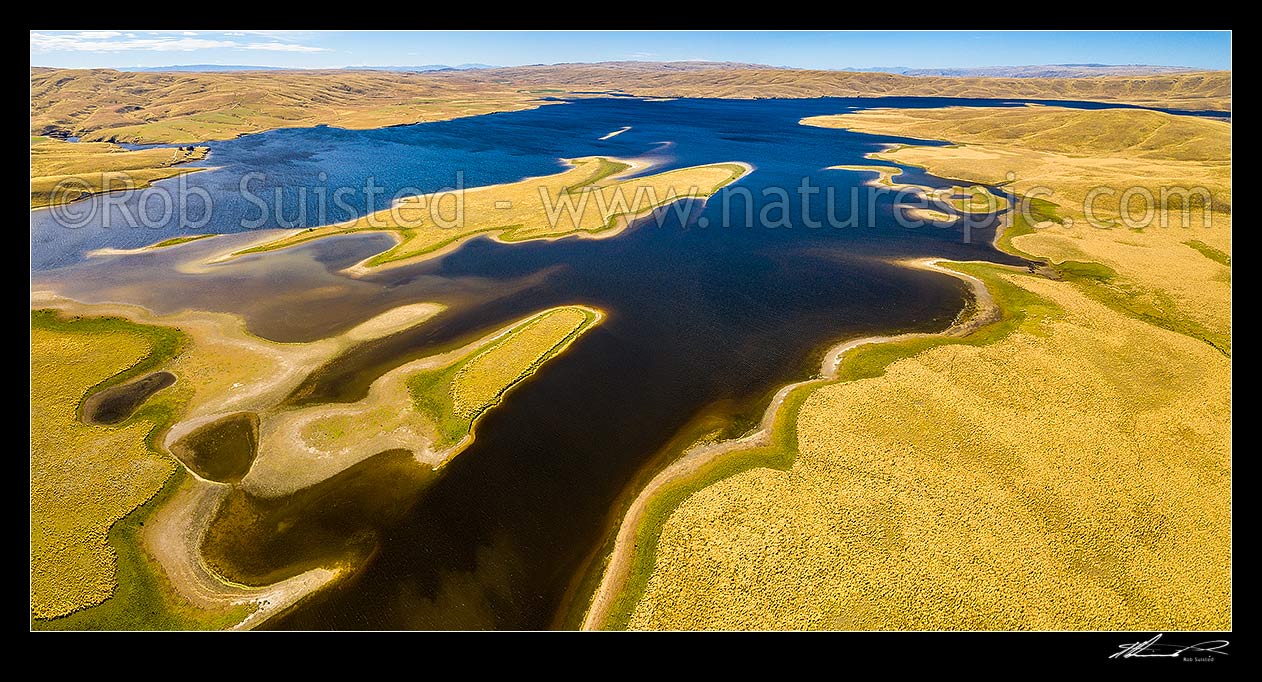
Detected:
[
  {"left": 407, "top": 306, "right": 601, "bottom": 451},
  {"left": 30, "top": 68, "right": 547, "bottom": 144},
  {"left": 30, "top": 66, "right": 1230, "bottom": 149},
  {"left": 31, "top": 296, "right": 598, "bottom": 627},
  {"left": 806, "top": 106, "right": 1232, "bottom": 353},
  {"left": 449, "top": 307, "right": 593, "bottom": 420},
  {"left": 237, "top": 157, "right": 749, "bottom": 270},
  {"left": 29, "top": 299, "right": 441, "bottom": 626},
  {"left": 613, "top": 105, "right": 1230, "bottom": 631},
  {"left": 451, "top": 64, "right": 1231, "bottom": 112},
  {"left": 30, "top": 136, "right": 207, "bottom": 209},
  {"left": 30, "top": 311, "right": 186, "bottom": 621},
  {"left": 252, "top": 305, "right": 600, "bottom": 496},
  {"left": 628, "top": 268, "right": 1229, "bottom": 630}
]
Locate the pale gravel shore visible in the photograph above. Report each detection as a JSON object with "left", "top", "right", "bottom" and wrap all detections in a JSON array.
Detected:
[
  {"left": 599, "top": 126, "right": 632, "bottom": 140},
  {"left": 142, "top": 477, "right": 338, "bottom": 630},
  {"left": 82, "top": 233, "right": 221, "bottom": 260},
  {"left": 212, "top": 157, "right": 753, "bottom": 278},
  {"left": 30, "top": 293, "right": 606, "bottom": 627},
  {"left": 30, "top": 293, "right": 445, "bottom": 627},
  {"left": 899, "top": 205, "right": 959, "bottom": 224},
  {"left": 245, "top": 305, "right": 603, "bottom": 497},
  {"left": 342, "top": 302, "right": 446, "bottom": 342},
  {"left": 580, "top": 257, "right": 1001, "bottom": 630},
  {"left": 200, "top": 229, "right": 307, "bottom": 268}
]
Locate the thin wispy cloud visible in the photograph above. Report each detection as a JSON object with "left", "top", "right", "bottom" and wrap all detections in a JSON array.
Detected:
[
  {"left": 214, "top": 30, "right": 321, "bottom": 39},
  {"left": 243, "top": 42, "right": 328, "bottom": 53},
  {"left": 30, "top": 31, "right": 329, "bottom": 53}
]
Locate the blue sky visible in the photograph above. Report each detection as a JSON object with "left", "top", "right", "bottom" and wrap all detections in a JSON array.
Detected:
[{"left": 30, "top": 30, "right": 1231, "bottom": 70}]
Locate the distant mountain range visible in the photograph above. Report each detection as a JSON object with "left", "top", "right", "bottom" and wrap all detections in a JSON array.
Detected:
[
  {"left": 535, "top": 60, "right": 771, "bottom": 71},
  {"left": 106, "top": 62, "right": 1207, "bottom": 78},
  {"left": 347, "top": 64, "right": 498, "bottom": 72},
  {"left": 119, "top": 64, "right": 499, "bottom": 73},
  {"left": 121, "top": 64, "right": 289, "bottom": 72},
  {"left": 841, "top": 64, "right": 1201, "bottom": 78}
]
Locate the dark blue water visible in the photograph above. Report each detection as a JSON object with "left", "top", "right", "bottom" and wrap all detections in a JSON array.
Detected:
[
  {"left": 33, "top": 94, "right": 1159, "bottom": 274},
  {"left": 33, "top": 97, "right": 1035, "bottom": 629}
]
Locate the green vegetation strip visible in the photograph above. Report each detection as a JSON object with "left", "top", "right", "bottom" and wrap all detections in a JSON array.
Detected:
[
  {"left": 601, "top": 191, "right": 1229, "bottom": 628},
  {"left": 149, "top": 234, "right": 217, "bottom": 249},
  {"left": 34, "top": 470, "right": 252, "bottom": 631},
  {"left": 1185, "top": 240, "right": 1231, "bottom": 267},
  {"left": 598, "top": 263, "right": 1059, "bottom": 629},
  {"left": 408, "top": 307, "right": 600, "bottom": 450},
  {"left": 30, "top": 310, "right": 188, "bottom": 423},
  {"left": 31, "top": 310, "right": 252, "bottom": 629},
  {"left": 561, "top": 158, "right": 631, "bottom": 194}
]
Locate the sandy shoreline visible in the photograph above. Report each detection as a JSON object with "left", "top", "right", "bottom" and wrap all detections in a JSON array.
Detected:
[
  {"left": 84, "top": 234, "right": 220, "bottom": 259},
  {"left": 244, "top": 305, "right": 601, "bottom": 497},
  {"left": 31, "top": 292, "right": 609, "bottom": 627},
  {"left": 143, "top": 477, "right": 338, "bottom": 630},
  {"left": 30, "top": 292, "right": 446, "bottom": 628},
  {"left": 580, "top": 257, "right": 1002, "bottom": 630},
  {"left": 599, "top": 126, "right": 632, "bottom": 140},
  {"left": 217, "top": 157, "right": 752, "bottom": 278}
]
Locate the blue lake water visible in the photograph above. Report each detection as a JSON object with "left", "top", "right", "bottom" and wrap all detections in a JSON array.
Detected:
[
  {"left": 35, "top": 96, "right": 1056, "bottom": 629},
  {"left": 33, "top": 95, "right": 1070, "bottom": 272}
]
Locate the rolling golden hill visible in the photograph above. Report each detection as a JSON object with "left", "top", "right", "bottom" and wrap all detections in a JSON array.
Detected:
[
  {"left": 446, "top": 63, "right": 1231, "bottom": 111},
  {"left": 29, "top": 67, "right": 548, "bottom": 144},
  {"left": 30, "top": 135, "right": 207, "bottom": 208},
  {"left": 805, "top": 106, "right": 1231, "bottom": 347},
  {"left": 30, "top": 65, "right": 1230, "bottom": 145}
]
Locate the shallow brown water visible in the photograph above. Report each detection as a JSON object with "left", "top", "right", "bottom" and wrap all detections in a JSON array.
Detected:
[
  {"left": 169, "top": 412, "right": 259, "bottom": 483},
  {"left": 32, "top": 96, "right": 1037, "bottom": 629},
  {"left": 82, "top": 371, "right": 175, "bottom": 424}
]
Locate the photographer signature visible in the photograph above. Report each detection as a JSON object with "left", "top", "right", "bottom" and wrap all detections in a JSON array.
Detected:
[{"left": 1110, "top": 634, "right": 1229, "bottom": 660}]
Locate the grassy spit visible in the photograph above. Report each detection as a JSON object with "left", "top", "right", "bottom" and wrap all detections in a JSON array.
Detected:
[
  {"left": 408, "top": 306, "right": 600, "bottom": 449},
  {"left": 233, "top": 157, "right": 749, "bottom": 272},
  {"left": 30, "top": 310, "right": 253, "bottom": 628},
  {"left": 148, "top": 234, "right": 218, "bottom": 249},
  {"left": 596, "top": 105, "right": 1230, "bottom": 631},
  {"left": 30, "top": 137, "right": 208, "bottom": 209},
  {"left": 32, "top": 297, "right": 601, "bottom": 628},
  {"left": 247, "top": 305, "right": 602, "bottom": 496}
]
